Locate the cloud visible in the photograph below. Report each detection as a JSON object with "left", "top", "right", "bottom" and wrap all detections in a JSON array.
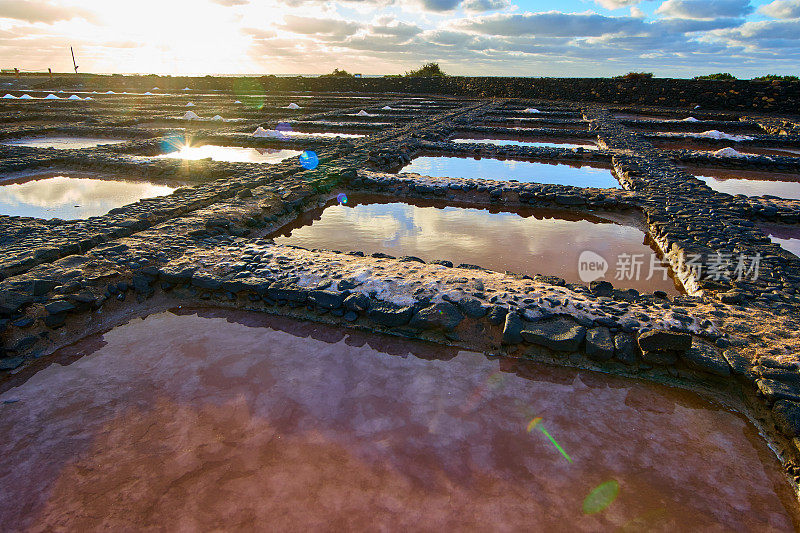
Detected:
[
  {"left": 0, "top": 0, "right": 93, "bottom": 24},
  {"left": 211, "top": 0, "right": 249, "bottom": 5},
  {"left": 455, "top": 11, "right": 645, "bottom": 37},
  {"left": 280, "top": 15, "right": 362, "bottom": 37},
  {"left": 418, "top": 0, "right": 460, "bottom": 11},
  {"left": 461, "top": 0, "right": 510, "bottom": 12},
  {"left": 758, "top": 0, "right": 800, "bottom": 19},
  {"left": 595, "top": 0, "right": 642, "bottom": 8},
  {"left": 655, "top": 0, "right": 754, "bottom": 20}
]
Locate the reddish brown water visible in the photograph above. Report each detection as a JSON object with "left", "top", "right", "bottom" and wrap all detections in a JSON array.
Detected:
[
  {"left": 653, "top": 139, "right": 800, "bottom": 157},
  {"left": 271, "top": 196, "right": 683, "bottom": 294},
  {"left": 451, "top": 133, "right": 597, "bottom": 149},
  {"left": 0, "top": 309, "right": 795, "bottom": 531}
]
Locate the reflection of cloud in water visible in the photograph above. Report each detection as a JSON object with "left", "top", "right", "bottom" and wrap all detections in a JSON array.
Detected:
[
  {"left": 0, "top": 137, "right": 127, "bottom": 149},
  {"left": 401, "top": 156, "right": 617, "bottom": 187},
  {"left": 698, "top": 175, "right": 800, "bottom": 201},
  {"left": 275, "top": 202, "right": 678, "bottom": 293},
  {"left": 769, "top": 236, "right": 800, "bottom": 258},
  {"left": 0, "top": 176, "right": 174, "bottom": 219},
  {"left": 158, "top": 145, "right": 302, "bottom": 164}
]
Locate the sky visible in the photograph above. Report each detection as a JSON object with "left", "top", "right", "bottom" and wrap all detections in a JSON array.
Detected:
[{"left": 1, "top": 0, "right": 799, "bottom": 77}]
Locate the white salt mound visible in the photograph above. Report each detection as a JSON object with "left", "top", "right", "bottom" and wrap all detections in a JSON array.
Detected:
[
  {"left": 19, "top": 94, "right": 33, "bottom": 99},
  {"left": 382, "top": 105, "right": 393, "bottom": 110},
  {"left": 682, "top": 117, "right": 699, "bottom": 122},
  {"left": 357, "top": 110, "right": 369, "bottom": 116},
  {"left": 106, "top": 90, "right": 115, "bottom": 94},
  {"left": 286, "top": 103, "right": 300, "bottom": 109},
  {"left": 234, "top": 100, "right": 242, "bottom": 104},
  {"left": 523, "top": 108, "right": 541, "bottom": 113},
  {"left": 44, "top": 94, "right": 60, "bottom": 99},
  {"left": 84, "top": 97, "right": 93, "bottom": 100},
  {"left": 143, "top": 91, "right": 154, "bottom": 95},
  {"left": 714, "top": 147, "right": 745, "bottom": 157},
  {"left": 183, "top": 87, "right": 191, "bottom": 91},
  {"left": 253, "top": 127, "right": 283, "bottom": 138},
  {"left": 68, "top": 95, "right": 82, "bottom": 100},
  {"left": 183, "top": 111, "right": 201, "bottom": 120},
  {"left": 2, "top": 94, "right": 16, "bottom": 99},
  {"left": 693, "top": 130, "right": 753, "bottom": 141},
  {"left": 186, "top": 102, "right": 195, "bottom": 107},
  {"left": 211, "top": 115, "right": 224, "bottom": 121}
]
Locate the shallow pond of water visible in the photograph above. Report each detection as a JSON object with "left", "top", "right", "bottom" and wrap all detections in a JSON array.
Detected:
[
  {"left": 653, "top": 139, "right": 800, "bottom": 157},
  {"left": 272, "top": 196, "right": 681, "bottom": 294},
  {"left": 0, "top": 309, "right": 795, "bottom": 531},
  {"left": 451, "top": 135, "right": 597, "bottom": 149},
  {"left": 761, "top": 223, "right": 800, "bottom": 258},
  {"left": 689, "top": 167, "right": 800, "bottom": 200},
  {"left": 0, "top": 173, "right": 175, "bottom": 219},
  {"left": 398, "top": 155, "right": 619, "bottom": 188},
  {"left": 158, "top": 145, "right": 302, "bottom": 164},
  {"left": 0, "top": 136, "right": 128, "bottom": 149},
  {"left": 277, "top": 130, "right": 365, "bottom": 139}
]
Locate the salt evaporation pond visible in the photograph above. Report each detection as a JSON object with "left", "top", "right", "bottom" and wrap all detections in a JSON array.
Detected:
[
  {"left": 398, "top": 156, "right": 619, "bottom": 188},
  {"left": 158, "top": 145, "right": 302, "bottom": 164},
  {"left": 0, "top": 309, "right": 795, "bottom": 530},
  {"left": 653, "top": 139, "right": 800, "bottom": 157},
  {"left": 452, "top": 135, "right": 597, "bottom": 149},
  {"left": 689, "top": 167, "right": 800, "bottom": 200},
  {"left": 272, "top": 196, "right": 681, "bottom": 294},
  {"left": 0, "top": 173, "right": 174, "bottom": 219},
  {"left": 0, "top": 136, "right": 128, "bottom": 149},
  {"left": 277, "top": 130, "right": 365, "bottom": 139},
  {"left": 761, "top": 223, "right": 800, "bottom": 258}
]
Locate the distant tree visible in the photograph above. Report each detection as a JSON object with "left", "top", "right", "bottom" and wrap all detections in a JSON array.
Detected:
[
  {"left": 752, "top": 74, "right": 799, "bottom": 82},
  {"left": 613, "top": 72, "right": 654, "bottom": 80},
  {"left": 405, "top": 62, "right": 447, "bottom": 77},
  {"left": 694, "top": 73, "right": 737, "bottom": 80},
  {"left": 319, "top": 68, "right": 355, "bottom": 78}
]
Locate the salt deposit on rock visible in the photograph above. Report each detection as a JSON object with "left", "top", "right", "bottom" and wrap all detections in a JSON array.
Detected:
[
  {"left": 106, "top": 90, "right": 116, "bottom": 94},
  {"left": 357, "top": 110, "right": 369, "bottom": 116},
  {"left": 253, "top": 127, "right": 282, "bottom": 138},
  {"left": 714, "top": 147, "right": 747, "bottom": 157},
  {"left": 68, "top": 95, "right": 82, "bottom": 100},
  {"left": 44, "top": 94, "right": 60, "bottom": 99},
  {"left": 523, "top": 108, "right": 541, "bottom": 113},
  {"left": 84, "top": 97, "right": 93, "bottom": 100},
  {"left": 691, "top": 130, "right": 753, "bottom": 141},
  {"left": 182, "top": 111, "right": 201, "bottom": 120},
  {"left": 286, "top": 103, "right": 300, "bottom": 109},
  {"left": 19, "top": 94, "right": 33, "bottom": 99},
  {"left": 183, "top": 87, "right": 191, "bottom": 91},
  {"left": 382, "top": 105, "right": 393, "bottom": 110},
  {"left": 234, "top": 100, "right": 242, "bottom": 104},
  {"left": 186, "top": 102, "right": 195, "bottom": 107},
  {"left": 211, "top": 115, "right": 224, "bottom": 121},
  {"left": 2, "top": 94, "right": 16, "bottom": 99},
  {"left": 682, "top": 117, "right": 699, "bottom": 122},
  {"left": 152, "top": 87, "right": 159, "bottom": 90},
  {"left": 143, "top": 92, "right": 154, "bottom": 95}
]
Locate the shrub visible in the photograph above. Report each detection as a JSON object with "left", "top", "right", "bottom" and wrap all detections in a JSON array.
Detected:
[
  {"left": 613, "top": 72, "right": 654, "bottom": 80},
  {"left": 405, "top": 62, "right": 447, "bottom": 77},
  {"left": 752, "top": 74, "right": 799, "bottom": 82},
  {"left": 694, "top": 73, "right": 737, "bottom": 80},
  {"left": 319, "top": 68, "right": 354, "bottom": 78}
]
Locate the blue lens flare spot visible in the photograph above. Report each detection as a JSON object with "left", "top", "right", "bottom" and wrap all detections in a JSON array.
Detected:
[
  {"left": 300, "top": 150, "right": 319, "bottom": 170},
  {"left": 276, "top": 122, "right": 293, "bottom": 133},
  {"left": 336, "top": 193, "right": 348, "bottom": 204}
]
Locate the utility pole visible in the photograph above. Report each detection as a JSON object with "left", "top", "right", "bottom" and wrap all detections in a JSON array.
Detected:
[{"left": 70, "top": 46, "right": 78, "bottom": 74}]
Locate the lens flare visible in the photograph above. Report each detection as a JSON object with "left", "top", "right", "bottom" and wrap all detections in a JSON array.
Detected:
[
  {"left": 527, "top": 417, "right": 572, "bottom": 463},
  {"left": 276, "top": 122, "right": 293, "bottom": 133},
  {"left": 582, "top": 480, "right": 620, "bottom": 515},
  {"left": 300, "top": 150, "right": 319, "bottom": 170},
  {"left": 336, "top": 193, "right": 348, "bottom": 204},
  {"left": 232, "top": 77, "right": 266, "bottom": 110},
  {"left": 160, "top": 134, "right": 187, "bottom": 154}
]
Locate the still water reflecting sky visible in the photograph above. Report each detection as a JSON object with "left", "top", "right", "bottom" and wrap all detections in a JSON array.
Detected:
[
  {"left": 272, "top": 197, "right": 681, "bottom": 293},
  {"left": 0, "top": 175, "right": 174, "bottom": 219},
  {"left": 0, "top": 136, "right": 128, "bottom": 149},
  {"left": 158, "top": 145, "right": 302, "bottom": 163},
  {"left": 399, "top": 156, "right": 619, "bottom": 188}
]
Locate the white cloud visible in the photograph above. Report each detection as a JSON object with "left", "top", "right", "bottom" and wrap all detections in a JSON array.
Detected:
[
  {"left": 0, "top": 0, "right": 94, "bottom": 23},
  {"left": 758, "top": 0, "right": 800, "bottom": 19},
  {"left": 655, "top": 0, "right": 754, "bottom": 20},
  {"left": 595, "top": 0, "right": 642, "bottom": 9}
]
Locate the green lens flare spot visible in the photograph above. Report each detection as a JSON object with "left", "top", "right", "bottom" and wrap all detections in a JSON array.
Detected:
[{"left": 582, "top": 480, "right": 620, "bottom": 515}]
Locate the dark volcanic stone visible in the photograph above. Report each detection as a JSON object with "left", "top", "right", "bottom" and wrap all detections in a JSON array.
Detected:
[
  {"left": 586, "top": 327, "right": 614, "bottom": 361},
  {"left": 267, "top": 282, "right": 308, "bottom": 303},
  {"left": 0, "top": 291, "right": 33, "bottom": 316},
  {"left": 44, "top": 300, "right": 76, "bottom": 315},
  {"left": 487, "top": 306, "right": 507, "bottom": 325},
  {"left": 521, "top": 317, "right": 586, "bottom": 352},
  {"left": 367, "top": 302, "right": 414, "bottom": 327},
  {"left": 772, "top": 400, "right": 800, "bottom": 437},
  {"left": 191, "top": 273, "right": 222, "bottom": 291},
  {"left": 637, "top": 330, "right": 692, "bottom": 352},
  {"left": 502, "top": 312, "right": 524, "bottom": 344},
  {"left": 133, "top": 273, "right": 155, "bottom": 296},
  {"left": 309, "top": 290, "right": 346, "bottom": 309},
  {"left": 641, "top": 350, "right": 679, "bottom": 365},
  {"left": 0, "top": 357, "right": 24, "bottom": 370},
  {"left": 757, "top": 379, "right": 800, "bottom": 403},
  {"left": 680, "top": 342, "right": 731, "bottom": 376},
  {"left": 723, "top": 349, "right": 750, "bottom": 375},
  {"left": 344, "top": 293, "right": 370, "bottom": 312},
  {"left": 614, "top": 333, "right": 639, "bottom": 365},
  {"left": 457, "top": 297, "right": 488, "bottom": 318},
  {"left": 410, "top": 302, "right": 464, "bottom": 331}
]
